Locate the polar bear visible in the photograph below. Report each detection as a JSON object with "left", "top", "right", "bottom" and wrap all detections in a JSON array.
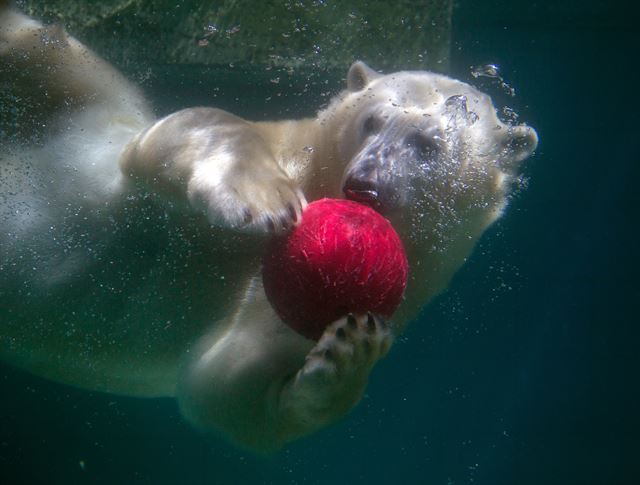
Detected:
[{"left": 0, "top": 6, "right": 537, "bottom": 451}]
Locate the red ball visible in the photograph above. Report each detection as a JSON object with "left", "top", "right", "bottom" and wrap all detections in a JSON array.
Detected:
[{"left": 262, "top": 198, "right": 408, "bottom": 340}]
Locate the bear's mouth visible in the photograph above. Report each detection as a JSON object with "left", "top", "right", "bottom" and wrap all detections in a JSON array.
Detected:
[
  {"left": 343, "top": 178, "right": 383, "bottom": 212},
  {"left": 344, "top": 187, "right": 380, "bottom": 208}
]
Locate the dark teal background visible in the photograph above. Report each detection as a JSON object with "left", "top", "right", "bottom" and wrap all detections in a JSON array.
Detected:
[{"left": 1, "top": 1, "right": 637, "bottom": 483}]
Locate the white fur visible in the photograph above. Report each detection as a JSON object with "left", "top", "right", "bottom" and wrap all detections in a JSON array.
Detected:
[{"left": 0, "top": 8, "right": 537, "bottom": 451}]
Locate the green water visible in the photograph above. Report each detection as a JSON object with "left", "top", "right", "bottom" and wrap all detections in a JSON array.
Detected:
[{"left": 1, "top": 1, "right": 637, "bottom": 484}]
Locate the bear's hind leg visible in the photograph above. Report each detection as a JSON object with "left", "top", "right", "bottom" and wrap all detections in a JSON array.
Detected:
[{"left": 0, "top": 5, "right": 150, "bottom": 122}]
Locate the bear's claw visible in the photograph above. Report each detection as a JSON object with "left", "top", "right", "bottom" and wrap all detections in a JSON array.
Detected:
[
  {"left": 280, "top": 312, "right": 392, "bottom": 424},
  {"left": 308, "top": 313, "right": 391, "bottom": 371},
  {"left": 195, "top": 169, "right": 306, "bottom": 234}
]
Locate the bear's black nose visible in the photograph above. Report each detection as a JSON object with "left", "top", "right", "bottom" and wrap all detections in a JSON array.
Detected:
[{"left": 343, "top": 177, "right": 381, "bottom": 210}]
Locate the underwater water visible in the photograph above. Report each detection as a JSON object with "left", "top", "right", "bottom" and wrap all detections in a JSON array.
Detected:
[{"left": 1, "top": 0, "right": 637, "bottom": 484}]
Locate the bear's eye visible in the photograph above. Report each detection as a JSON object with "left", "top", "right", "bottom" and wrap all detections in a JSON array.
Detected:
[
  {"left": 406, "top": 132, "right": 441, "bottom": 160},
  {"left": 362, "top": 115, "right": 381, "bottom": 136}
]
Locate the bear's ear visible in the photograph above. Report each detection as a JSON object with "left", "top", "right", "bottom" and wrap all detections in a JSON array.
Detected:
[
  {"left": 500, "top": 124, "right": 539, "bottom": 170},
  {"left": 347, "top": 61, "right": 381, "bottom": 92}
]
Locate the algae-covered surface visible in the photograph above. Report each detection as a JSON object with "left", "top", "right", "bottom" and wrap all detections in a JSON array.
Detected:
[{"left": 19, "top": 0, "right": 452, "bottom": 72}]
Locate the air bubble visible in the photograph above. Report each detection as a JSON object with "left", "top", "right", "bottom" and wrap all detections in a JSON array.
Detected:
[
  {"left": 445, "top": 95, "right": 478, "bottom": 128},
  {"left": 470, "top": 64, "right": 500, "bottom": 79},
  {"left": 501, "top": 106, "right": 519, "bottom": 124},
  {"left": 470, "top": 63, "right": 516, "bottom": 97},
  {"left": 445, "top": 95, "right": 468, "bottom": 116}
]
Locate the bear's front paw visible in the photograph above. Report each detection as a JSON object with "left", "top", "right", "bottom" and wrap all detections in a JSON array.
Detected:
[
  {"left": 188, "top": 164, "right": 306, "bottom": 233},
  {"left": 280, "top": 313, "right": 392, "bottom": 426}
]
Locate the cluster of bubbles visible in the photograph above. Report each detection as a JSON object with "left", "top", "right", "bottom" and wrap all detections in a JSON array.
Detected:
[
  {"left": 470, "top": 63, "right": 515, "bottom": 97},
  {"left": 444, "top": 94, "right": 479, "bottom": 129},
  {"left": 405, "top": 99, "right": 462, "bottom": 247},
  {"left": 470, "top": 63, "right": 525, "bottom": 129}
]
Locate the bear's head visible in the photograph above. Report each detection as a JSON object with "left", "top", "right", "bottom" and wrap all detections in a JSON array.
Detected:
[
  {"left": 316, "top": 61, "right": 538, "bottom": 242},
  {"left": 315, "top": 61, "right": 538, "bottom": 312}
]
